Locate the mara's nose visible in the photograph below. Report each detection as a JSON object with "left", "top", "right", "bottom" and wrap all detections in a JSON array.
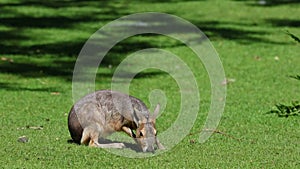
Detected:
[
  {"left": 142, "top": 146, "right": 154, "bottom": 153},
  {"left": 146, "top": 146, "right": 155, "bottom": 153}
]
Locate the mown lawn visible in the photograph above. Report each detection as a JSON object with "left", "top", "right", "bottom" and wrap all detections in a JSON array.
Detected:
[{"left": 0, "top": 0, "right": 299, "bottom": 168}]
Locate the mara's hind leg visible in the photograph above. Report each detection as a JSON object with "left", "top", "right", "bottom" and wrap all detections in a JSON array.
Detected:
[
  {"left": 81, "top": 125, "right": 125, "bottom": 149},
  {"left": 80, "top": 125, "right": 97, "bottom": 146}
]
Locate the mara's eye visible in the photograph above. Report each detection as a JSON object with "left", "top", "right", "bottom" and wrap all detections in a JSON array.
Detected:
[{"left": 139, "top": 131, "right": 143, "bottom": 137}]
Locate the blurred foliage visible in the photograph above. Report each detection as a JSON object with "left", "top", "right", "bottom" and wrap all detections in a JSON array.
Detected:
[{"left": 268, "top": 101, "right": 300, "bottom": 117}]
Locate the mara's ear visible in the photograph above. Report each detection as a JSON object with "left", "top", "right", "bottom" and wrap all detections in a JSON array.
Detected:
[
  {"left": 152, "top": 104, "right": 160, "bottom": 122},
  {"left": 132, "top": 107, "right": 141, "bottom": 127}
]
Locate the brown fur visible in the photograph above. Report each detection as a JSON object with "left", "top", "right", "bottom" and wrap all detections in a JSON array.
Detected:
[{"left": 67, "top": 106, "right": 83, "bottom": 144}]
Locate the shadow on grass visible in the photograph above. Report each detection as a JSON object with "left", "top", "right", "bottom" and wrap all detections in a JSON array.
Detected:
[
  {"left": 67, "top": 138, "right": 142, "bottom": 152},
  {"left": 234, "top": 0, "right": 300, "bottom": 7},
  {"left": 0, "top": 82, "right": 60, "bottom": 92},
  {"left": 265, "top": 18, "right": 300, "bottom": 28},
  {"left": 0, "top": 59, "right": 73, "bottom": 78},
  {"left": 0, "top": 0, "right": 126, "bottom": 56},
  {"left": 193, "top": 21, "right": 278, "bottom": 44},
  {"left": 1, "top": 1, "right": 182, "bottom": 81},
  {"left": 289, "top": 75, "right": 300, "bottom": 80},
  {"left": 0, "top": 0, "right": 297, "bottom": 87}
]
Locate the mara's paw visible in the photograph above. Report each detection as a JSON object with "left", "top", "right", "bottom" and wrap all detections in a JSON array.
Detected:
[{"left": 115, "top": 143, "right": 125, "bottom": 149}]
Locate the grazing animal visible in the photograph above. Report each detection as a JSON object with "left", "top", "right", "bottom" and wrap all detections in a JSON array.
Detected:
[{"left": 68, "top": 90, "right": 165, "bottom": 152}]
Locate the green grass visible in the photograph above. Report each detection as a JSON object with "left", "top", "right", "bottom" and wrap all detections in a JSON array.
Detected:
[{"left": 1, "top": 0, "right": 300, "bottom": 168}]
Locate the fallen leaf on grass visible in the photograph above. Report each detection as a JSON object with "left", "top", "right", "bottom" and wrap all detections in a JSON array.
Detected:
[
  {"left": 254, "top": 56, "right": 261, "bottom": 61},
  {"left": 1, "top": 57, "right": 14, "bottom": 63},
  {"left": 189, "top": 139, "right": 196, "bottom": 144},
  {"left": 1, "top": 57, "right": 8, "bottom": 61},
  {"left": 18, "top": 136, "right": 29, "bottom": 143},
  {"left": 50, "top": 92, "right": 60, "bottom": 95},
  {"left": 28, "top": 126, "right": 43, "bottom": 130},
  {"left": 222, "top": 78, "right": 236, "bottom": 85},
  {"left": 17, "top": 125, "right": 43, "bottom": 130}
]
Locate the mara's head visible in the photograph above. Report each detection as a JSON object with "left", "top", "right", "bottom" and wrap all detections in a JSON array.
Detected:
[{"left": 133, "top": 104, "right": 160, "bottom": 153}]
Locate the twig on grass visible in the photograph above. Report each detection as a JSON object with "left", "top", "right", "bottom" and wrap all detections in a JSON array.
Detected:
[
  {"left": 285, "top": 30, "right": 300, "bottom": 44},
  {"left": 189, "top": 129, "right": 243, "bottom": 142},
  {"left": 17, "top": 125, "right": 43, "bottom": 130},
  {"left": 289, "top": 75, "right": 300, "bottom": 81}
]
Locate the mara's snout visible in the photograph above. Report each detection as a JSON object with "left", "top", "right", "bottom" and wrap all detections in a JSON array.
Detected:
[{"left": 136, "top": 137, "right": 156, "bottom": 153}]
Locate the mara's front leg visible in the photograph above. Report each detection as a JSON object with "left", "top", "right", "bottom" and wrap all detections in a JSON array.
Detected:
[
  {"left": 155, "top": 137, "right": 165, "bottom": 150},
  {"left": 122, "top": 126, "right": 136, "bottom": 138},
  {"left": 95, "top": 142, "right": 125, "bottom": 149}
]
